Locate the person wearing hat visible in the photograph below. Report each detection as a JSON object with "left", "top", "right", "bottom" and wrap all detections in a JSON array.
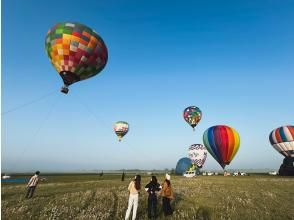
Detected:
[
  {"left": 160, "top": 173, "right": 174, "bottom": 216},
  {"left": 25, "top": 171, "right": 40, "bottom": 198},
  {"left": 125, "top": 175, "right": 141, "bottom": 220}
]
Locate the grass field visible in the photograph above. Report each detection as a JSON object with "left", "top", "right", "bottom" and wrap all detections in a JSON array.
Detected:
[{"left": 2, "top": 174, "right": 294, "bottom": 220}]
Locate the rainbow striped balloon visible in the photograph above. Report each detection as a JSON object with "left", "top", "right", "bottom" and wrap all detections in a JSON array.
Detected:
[
  {"left": 45, "top": 22, "right": 108, "bottom": 93},
  {"left": 203, "top": 125, "right": 240, "bottom": 169},
  {"left": 269, "top": 125, "right": 294, "bottom": 158}
]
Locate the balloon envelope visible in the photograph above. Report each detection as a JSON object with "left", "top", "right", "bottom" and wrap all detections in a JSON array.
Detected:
[
  {"left": 114, "top": 121, "right": 129, "bottom": 141},
  {"left": 269, "top": 125, "right": 294, "bottom": 158},
  {"left": 175, "top": 157, "right": 192, "bottom": 175},
  {"left": 203, "top": 125, "right": 240, "bottom": 169},
  {"left": 183, "top": 106, "right": 202, "bottom": 130},
  {"left": 45, "top": 22, "right": 108, "bottom": 91},
  {"left": 188, "top": 144, "right": 207, "bottom": 168}
]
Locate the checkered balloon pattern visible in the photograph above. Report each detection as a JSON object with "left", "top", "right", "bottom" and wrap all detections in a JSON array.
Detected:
[
  {"left": 188, "top": 144, "right": 207, "bottom": 168},
  {"left": 45, "top": 22, "right": 108, "bottom": 85}
]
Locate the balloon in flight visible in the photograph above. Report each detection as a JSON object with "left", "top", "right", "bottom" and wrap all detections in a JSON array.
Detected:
[
  {"left": 203, "top": 125, "right": 240, "bottom": 169},
  {"left": 188, "top": 144, "right": 207, "bottom": 168},
  {"left": 183, "top": 106, "right": 202, "bottom": 131},
  {"left": 45, "top": 22, "right": 108, "bottom": 94},
  {"left": 269, "top": 125, "right": 294, "bottom": 158},
  {"left": 114, "top": 121, "right": 129, "bottom": 142}
]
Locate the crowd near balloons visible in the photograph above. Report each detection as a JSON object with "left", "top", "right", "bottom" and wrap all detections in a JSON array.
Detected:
[{"left": 43, "top": 21, "right": 294, "bottom": 176}]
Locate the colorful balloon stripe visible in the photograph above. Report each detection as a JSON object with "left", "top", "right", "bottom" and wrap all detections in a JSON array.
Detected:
[
  {"left": 269, "top": 125, "right": 294, "bottom": 158},
  {"left": 269, "top": 126, "right": 294, "bottom": 144},
  {"left": 203, "top": 125, "right": 240, "bottom": 169}
]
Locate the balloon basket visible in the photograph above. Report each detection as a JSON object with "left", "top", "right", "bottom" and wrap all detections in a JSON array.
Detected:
[
  {"left": 61, "top": 86, "right": 69, "bottom": 94},
  {"left": 279, "top": 157, "right": 294, "bottom": 176}
]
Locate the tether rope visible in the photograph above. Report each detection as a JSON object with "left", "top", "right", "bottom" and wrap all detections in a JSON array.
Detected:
[{"left": 2, "top": 89, "right": 57, "bottom": 115}]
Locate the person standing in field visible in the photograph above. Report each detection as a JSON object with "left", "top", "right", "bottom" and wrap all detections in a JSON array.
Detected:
[
  {"left": 25, "top": 171, "right": 40, "bottom": 198},
  {"left": 122, "top": 171, "right": 125, "bottom": 181},
  {"left": 160, "top": 173, "right": 174, "bottom": 216},
  {"left": 145, "top": 175, "right": 161, "bottom": 219},
  {"left": 125, "top": 175, "right": 141, "bottom": 220}
]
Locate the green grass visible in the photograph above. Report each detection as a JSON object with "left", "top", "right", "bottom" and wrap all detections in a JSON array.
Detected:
[{"left": 2, "top": 174, "right": 294, "bottom": 220}]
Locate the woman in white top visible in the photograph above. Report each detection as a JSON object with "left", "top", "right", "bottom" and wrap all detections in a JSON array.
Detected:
[{"left": 125, "top": 175, "right": 141, "bottom": 220}]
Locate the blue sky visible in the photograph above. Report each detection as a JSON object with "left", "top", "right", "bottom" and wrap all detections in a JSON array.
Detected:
[{"left": 2, "top": 0, "right": 294, "bottom": 172}]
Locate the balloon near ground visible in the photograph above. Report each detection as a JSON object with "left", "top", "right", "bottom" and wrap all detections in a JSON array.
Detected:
[
  {"left": 188, "top": 144, "right": 207, "bottom": 168},
  {"left": 175, "top": 157, "right": 192, "bottom": 175},
  {"left": 269, "top": 125, "right": 294, "bottom": 176},
  {"left": 45, "top": 22, "right": 108, "bottom": 94},
  {"left": 203, "top": 125, "right": 240, "bottom": 169},
  {"left": 114, "top": 121, "right": 129, "bottom": 142},
  {"left": 269, "top": 125, "right": 294, "bottom": 158},
  {"left": 183, "top": 106, "right": 202, "bottom": 131}
]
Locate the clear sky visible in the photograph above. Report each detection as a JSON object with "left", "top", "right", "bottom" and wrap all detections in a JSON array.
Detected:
[{"left": 2, "top": 0, "right": 294, "bottom": 172}]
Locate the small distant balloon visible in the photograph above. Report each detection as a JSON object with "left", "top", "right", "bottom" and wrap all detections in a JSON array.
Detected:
[
  {"left": 114, "top": 121, "right": 129, "bottom": 142},
  {"left": 203, "top": 125, "right": 240, "bottom": 169},
  {"left": 269, "top": 125, "right": 294, "bottom": 158},
  {"left": 188, "top": 144, "right": 207, "bottom": 168},
  {"left": 183, "top": 106, "right": 202, "bottom": 131},
  {"left": 45, "top": 22, "right": 108, "bottom": 94}
]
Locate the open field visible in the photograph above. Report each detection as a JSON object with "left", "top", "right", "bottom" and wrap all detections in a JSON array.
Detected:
[{"left": 2, "top": 174, "right": 294, "bottom": 220}]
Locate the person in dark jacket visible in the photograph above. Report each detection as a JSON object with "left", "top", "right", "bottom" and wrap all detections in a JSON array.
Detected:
[
  {"left": 145, "top": 176, "right": 161, "bottom": 219},
  {"left": 122, "top": 171, "right": 125, "bottom": 181}
]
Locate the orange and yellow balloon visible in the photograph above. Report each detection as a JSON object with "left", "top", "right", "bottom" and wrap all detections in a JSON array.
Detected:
[{"left": 203, "top": 125, "right": 240, "bottom": 169}]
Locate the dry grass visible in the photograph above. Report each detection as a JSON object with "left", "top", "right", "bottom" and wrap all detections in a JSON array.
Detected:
[{"left": 2, "top": 174, "right": 294, "bottom": 220}]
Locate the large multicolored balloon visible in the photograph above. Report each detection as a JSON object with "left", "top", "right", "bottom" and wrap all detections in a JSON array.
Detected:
[
  {"left": 188, "top": 144, "right": 207, "bottom": 168},
  {"left": 183, "top": 106, "right": 202, "bottom": 131},
  {"left": 114, "top": 121, "right": 129, "bottom": 142},
  {"left": 45, "top": 22, "right": 108, "bottom": 94},
  {"left": 203, "top": 125, "right": 240, "bottom": 169},
  {"left": 175, "top": 157, "right": 192, "bottom": 175},
  {"left": 269, "top": 125, "right": 294, "bottom": 158}
]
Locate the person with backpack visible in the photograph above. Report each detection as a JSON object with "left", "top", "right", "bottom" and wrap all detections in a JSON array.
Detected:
[
  {"left": 125, "top": 175, "right": 141, "bottom": 220},
  {"left": 160, "top": 173, "right": 174, "bottom": 216},
  {"left": 145, "top": 175, "right": 161, "bottom": 219}
]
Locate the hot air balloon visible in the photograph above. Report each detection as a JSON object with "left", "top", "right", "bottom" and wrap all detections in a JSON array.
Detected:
[
  {"left": 45, "top": 22, "right": 108, "bottom": 94},
  {"left": 269, "top": 125, "right": 294, "bottom": 158},
  {"left": 269, "top": 125, "right": 294, "bottom": 176},
  {"left": 203, "top": 125, "right": 240, "bottom": 169},
  {"left": 183, "top": 106, "right": 202, "bottom": 131},
  {"left": 188, "top": 144, "right": 207, "bottom": 168},
  {"left": 114, "top": 121, "right": 129, "bottom": 142},
  {"left": 175, "top": 157, "right": 192, "bottom": 175}
]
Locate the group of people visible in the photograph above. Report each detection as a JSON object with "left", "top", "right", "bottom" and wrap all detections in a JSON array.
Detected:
[
  {"left": 25, "top": 171, "right": 173, "bottom": 219},
  {"left": 125, "top": 173, "right": 174, "bottom": 220}
]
